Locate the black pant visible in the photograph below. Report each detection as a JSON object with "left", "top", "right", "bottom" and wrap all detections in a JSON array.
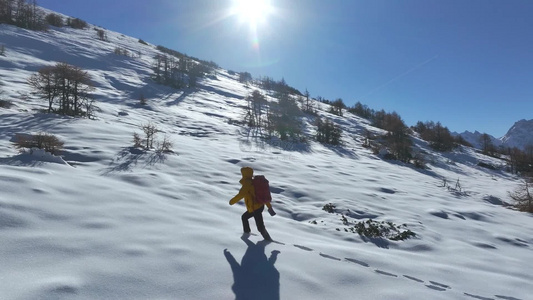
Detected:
[{"left": 242, "top": 206, "right": 265, "bottom": 233}]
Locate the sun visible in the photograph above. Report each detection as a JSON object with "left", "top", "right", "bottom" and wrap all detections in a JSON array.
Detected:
[{"left": 232, "top": 0, "right": 273, "bottom": 27}]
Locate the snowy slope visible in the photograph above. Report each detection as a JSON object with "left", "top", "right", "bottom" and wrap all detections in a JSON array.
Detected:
[{"left": 1, "top": 13, "right": 533, "bottom": 300}]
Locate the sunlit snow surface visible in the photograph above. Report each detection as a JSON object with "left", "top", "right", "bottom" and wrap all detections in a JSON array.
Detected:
[{"left": 1, "top": 13, "right": 532, "bottom": 300}]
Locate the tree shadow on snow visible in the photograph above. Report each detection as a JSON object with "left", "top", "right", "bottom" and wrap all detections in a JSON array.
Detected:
[
  {"left": 240, "top": 129, "right": 312, "bottom": 155},
  {"left": 324, "top": 143, "right": 359, "bottom": 159},
  {"left": 165, "top": 88, "right": 195, "bottom": 107},
  {"left": 224, "top": 236, "right": 281, "bottom": 300},
  {"left": 102, "top": 147, "right": 169, "bottom": 175},
  {"left": 0, "top": 156, "right": 45, "bottom": 167}
]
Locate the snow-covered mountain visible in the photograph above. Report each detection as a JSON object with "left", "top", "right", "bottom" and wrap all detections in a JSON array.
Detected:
[
  {"left": 501, "top": 119, "right": 533, "bottom": 150},
  {"left": 455, "top": 120, "right": 533, "bottom": 151},
  {"left": 1, "top": 8, "right": 532, "bottom": 300},
  {"left": 453, "top": 130, "right": 502, "bottom": 150}
]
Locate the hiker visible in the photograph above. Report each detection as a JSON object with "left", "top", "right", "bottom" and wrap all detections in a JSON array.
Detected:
[{"left": 229, "top": 167, "right": 276, "bottom": 241}]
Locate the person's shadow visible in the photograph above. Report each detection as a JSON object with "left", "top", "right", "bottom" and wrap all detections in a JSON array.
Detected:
[{"left": 224, "top": 235, "right": 281, "bottom": 300}]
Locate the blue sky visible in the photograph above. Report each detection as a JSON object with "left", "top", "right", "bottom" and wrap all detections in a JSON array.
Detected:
[{"left": 38, "top": 0, "right": 533, "bottom": 137}]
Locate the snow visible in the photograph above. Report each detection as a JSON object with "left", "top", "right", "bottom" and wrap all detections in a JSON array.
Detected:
[{"left": 1, "top": 12, "right": 533, "bottom": 300}]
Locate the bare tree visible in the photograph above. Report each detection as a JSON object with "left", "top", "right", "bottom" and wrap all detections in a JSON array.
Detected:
[
  {"left": 28, "top": 66, "right": 58, "bottom": 113},
  {"left": 330, "top": 98, "right": 345, "bottom": 116},
  {"left": 28, "top": 63, "right": 94, "bottom": 116},
  {"left": 142, "top": 122, "right": 158, "bottom": 149},
  {"left": 239, "top": 71, "right": 252, "bottom": 84},
  {"left": 479, "top": 133, "right": 496, "bottom": 155},
  {"left": 0, "top": 0, "right": 15, "bottom": 24},
  {"left": 304, "top": 89, "right": 311, "bottom": 112},
  {"left": 245, "top": 90, "right": 266, "bottom": 127},
  {"left": 4, "top": 0, "right": 45, "bottom": 30}
]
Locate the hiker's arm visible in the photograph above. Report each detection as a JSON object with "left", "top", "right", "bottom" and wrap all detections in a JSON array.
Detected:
[
  {"left": 266, "top": 202, "right": 276, "bottom": 216},
  {"left": 229, "top": 186, "right": 247, "bottom": 205}
]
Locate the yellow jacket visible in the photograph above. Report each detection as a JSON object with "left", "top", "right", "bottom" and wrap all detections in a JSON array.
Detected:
[{"left": 229, "top": 167, "right": 272, "bottom": 213}]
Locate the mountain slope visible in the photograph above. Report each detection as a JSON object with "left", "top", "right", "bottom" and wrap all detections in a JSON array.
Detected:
[
  {"left": 1, "top": 13, "right": 532, "bottom": 300},
  {"left": 501, "top": 119, "right": 533, "bottom": 150},
  {"left": 453, "top": 130, "right": 502, "bottom": 149},
  {"left": 455, "top": 119, "right": 533, "bottom": 151}
]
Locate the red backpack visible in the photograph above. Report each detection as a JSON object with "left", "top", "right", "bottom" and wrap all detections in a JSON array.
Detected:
[{"left": 252, "top": 175, "right": 272, "bottom": 204}]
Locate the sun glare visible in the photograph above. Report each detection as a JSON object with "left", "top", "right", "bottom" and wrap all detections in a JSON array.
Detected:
[{"left": 232, "top": 0, "right": 273, "bottom": 27}]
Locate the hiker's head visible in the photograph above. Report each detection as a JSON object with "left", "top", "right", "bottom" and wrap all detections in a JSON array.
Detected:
[{"left": 240, "top": 167, "right": 253, "bottom": 179}]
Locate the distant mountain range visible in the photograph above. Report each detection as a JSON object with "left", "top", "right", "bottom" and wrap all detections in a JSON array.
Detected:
[{"left": 454, "top": 119, "right": 533, "bottom": 150}]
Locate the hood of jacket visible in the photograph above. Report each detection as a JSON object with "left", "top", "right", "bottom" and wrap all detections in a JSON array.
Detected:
[{"left": 239, "top": 167, "right": 254, "bottom": 184}]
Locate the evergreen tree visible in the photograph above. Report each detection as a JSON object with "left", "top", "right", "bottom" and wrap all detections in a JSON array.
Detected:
[{"left": 316, "top": 117, "right": 342, "bottom": 145}]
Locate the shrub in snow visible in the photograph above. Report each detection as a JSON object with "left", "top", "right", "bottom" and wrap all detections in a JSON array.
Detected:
[
  {"left": 322, "top": 203, "right": 336, "bottom": 214},
  {"left": 509, "top": 180, "right": 533, "bottom": 213},
  {"left": 350, "top": 220, "right": 416, "bottom": 241},
  {"left": 133, "top": 127, "right": 174, "bottom": 154},
  {"left": 13, "top": 132, "right": 64, "bottom": 155},
  {"left": 96, "top": 29, "right": 107, "bottom": 41},
  {"left": 412, "top": 152, "right": 427, "bottom": 169},
  {"left": 0, "top": 99, "right": 13, "bottom": 108},
  {"left": 442, "top": 178, "right": 469, "bottom": 197},
  {"left": 67, "top": 17, "right": 88, "bottom": 29},
  {"left": 133, "top": 123, "right": 172, "bottom": 153},
  {"left": 378, "top": 147, "right": 393, "bottom": 159},
  {"left": 361, "top": 130, "right": 374, "bottom": 149},
  {"left": 114, "top": 47, "right": 130, "bottom": 57},
  {"left": 450, "top": 178, "right": 463, "bottom": 193},
  {"left": 477, "top": 161, "right": 497, "bottom": 170},
  {"left": 156, "top": 135, "right": 173, "bottom": 154},
  {"left": 322, "top": 203, "right": 415, "bottom": 241},
  {"left": 0, "top": 84, "right": 12, "bottom": 108},
  {"left": 133, "top": 132, "right": 143, "bottom": 148},
  {"left": 45, "top": 13, "right": 63, "bottom": 27},
  {"left": 139, "top": 92, "right": 147, "bottom": 105}
]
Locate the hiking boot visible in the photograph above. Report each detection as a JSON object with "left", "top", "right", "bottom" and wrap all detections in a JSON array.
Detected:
[{"left": 260, "top": 229, "right": 272, "bottom": 241}]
